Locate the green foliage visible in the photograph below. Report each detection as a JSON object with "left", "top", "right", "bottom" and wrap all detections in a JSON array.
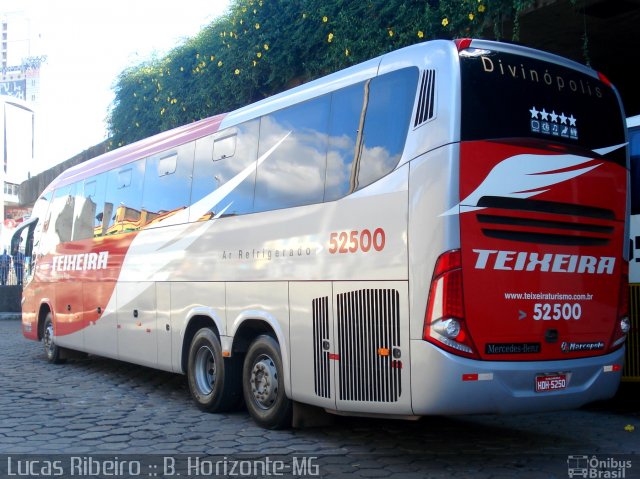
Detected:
[{"left": 107, "top": 0, "right": 529, "bottom": 149}]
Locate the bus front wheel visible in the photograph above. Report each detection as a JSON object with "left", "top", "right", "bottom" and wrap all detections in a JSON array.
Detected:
[
  {"left": 242, "top": 335, "right": 292, "bottom": 429},
  {"left": 43, "top": 313, "right": 65, "bottom": 364},
  {"left": 187, "top": 328, "right": 241, "bottom": 412}
]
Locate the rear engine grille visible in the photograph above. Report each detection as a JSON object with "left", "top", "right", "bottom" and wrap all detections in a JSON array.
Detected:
[
  {"left": 312, "top": 296, "right": 331, "bottom": 398},
  {"left": 624, "top": 285, "right": 640, "bottom": 381},
  {"left": 476, "top": 196, "right": 615, "bottom": 246},
  {"left": 337, "top": 289, "right": 401, "bottom": 402}
]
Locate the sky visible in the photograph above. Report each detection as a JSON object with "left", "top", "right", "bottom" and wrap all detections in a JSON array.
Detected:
[{"left": 2, "top": 0, "right": 231, "bottom": 177}]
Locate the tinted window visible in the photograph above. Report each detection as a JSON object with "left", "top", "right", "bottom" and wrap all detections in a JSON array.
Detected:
[
  {"left": 460, "top": 50, "right": 626, "bottom": 165},
  {"left": 42, "top": 184, "right": 76, "bottom": 250},
  {"left": 72, "top": 174, "right": 106, "bottom": 240},
  {"left": 325, "top": 83, "right": 366, "bottom": 201},
  {"left": 190, "top": 120, "right": 259, "bottom": 221},
  {"left": 254, "top": 96, "right": 330, "bottom": 212},
  {"left": 355, "top": 68, "right": 418, "bottom": 190},
  {"left": 142, "top": 144, "right": 194, "bottom": 227},
  {"left": 103, "top": 159, "right": 145, "bottom": 234}
]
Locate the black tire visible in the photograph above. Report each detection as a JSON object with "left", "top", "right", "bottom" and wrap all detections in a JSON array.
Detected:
[
  {"left": 187, "top": 328, "right": 242, "bottom": 412},
  {"left": 43, "top": 313, "right": 66, "bottom": 364},
  {"left": 243, "top": 335, "right": 292, "bottom": 429}
]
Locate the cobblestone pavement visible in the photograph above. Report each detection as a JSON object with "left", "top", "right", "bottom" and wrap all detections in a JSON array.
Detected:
[{"left": 0, "top": 319, "right": 638, "bottom": 478}]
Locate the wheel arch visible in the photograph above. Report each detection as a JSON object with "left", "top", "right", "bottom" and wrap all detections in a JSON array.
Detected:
[
  {"left": 180, "top": 311, "right": 224, "bottom": 374},
  {"left": 230, "top": 311, "right": 291, "bottom": 399},
  {"left": 37, "top": 300, "right": 53, "bottom": 341}
]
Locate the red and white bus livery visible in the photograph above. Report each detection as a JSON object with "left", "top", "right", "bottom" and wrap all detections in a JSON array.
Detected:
[{"left": 13, "top": 39, "right": 629, "bottom": 428}]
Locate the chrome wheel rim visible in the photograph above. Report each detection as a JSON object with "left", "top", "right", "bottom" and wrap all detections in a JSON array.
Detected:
[
  {"left": 249, "top": 354, "right": 279, "bottom": 410},
  {"left": 194, "top": 345, "right": 216, "bottom": 395},
  {"left": 44, "top": 322, "right": 54, "bottom": 358}
]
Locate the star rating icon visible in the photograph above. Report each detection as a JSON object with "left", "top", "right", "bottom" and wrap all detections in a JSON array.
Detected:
[
  {"left": 568, "top": 114, "right": 577, "bottom": 126},
  {"left": 559, "top": 113, "right": 568, "bottom": 124},
  {"left": 530, "top": 106, "right": 539, "bottom": 119},
  {"left": 540, "top": 108, "right": 549, "bottom": 121}
]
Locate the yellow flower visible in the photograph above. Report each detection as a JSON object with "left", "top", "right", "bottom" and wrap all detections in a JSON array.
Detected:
[
  {"left": 388, "top": 29, "right": 394, "bottom": 37},
  {"left": 180, "top": 66, "right": 184, "bottom": 71},
  {"left": 218, "top": 60, "right": 223, "bottom": 67},
  {"left": 160, "top": 108, "right": 165, "bottom": 115},
  {"left": 196, "top": 53, "right": 200, "bottom": 58},
  {"left": 210, "top": 55, "right": 215, "bottom": 61},
  {"left": 478, "top": 4, "right": 486, "bottom": 12},
  {"left": 253, "top": 60, "right": 257, "bottom": 67},
  {"left": 469, "top": 13, "right": 474, "bottom": 20},
  {"left": 442, "top": 18, "right": 449, "bottom": 27},
  {"left": 255, "top": 23, "right": 260, "bottom": 29},
  {"left": 302, "top": 13, "right": 307, "bottom": 19},
  {"left": 235, "top": 68, "right": 240, "bottom": 75},
  {"left": 327, "top": 32, "right": 334, "bottom": 43},
  {"left": 345, "top": 48, "right": 349, "bottom": 56},
  {"left": 625, "top": 424, "right": 636, "bottom": 432},
  {"left": 264, "top": 43, "right": 269, "bottom": 50},
  {"left": 418, "top": 30, "right": 424, "bottom": 38},
  {"left": 257, "top": 52, "right": 262, "bottom": 58},
  {"left": 242, "top": 6, "right": 247, "bottom": 12},
  {"left": 135, "top": 122, "right": 139, "bottom": 127},
  {"left": 322, "top": 16, "right": 328, "bottom": 23}
]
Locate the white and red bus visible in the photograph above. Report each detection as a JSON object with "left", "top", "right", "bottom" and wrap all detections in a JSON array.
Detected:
[
  {"left": 13, "top": 38, "right": 629, "bottom": 428},
  {"left": 626, "top": 114, "right": 640, "bottom": 381}
]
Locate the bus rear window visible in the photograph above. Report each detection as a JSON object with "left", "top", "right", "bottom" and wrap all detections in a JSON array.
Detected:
[{"left": 459, "top": 49, "right": 626, "bottom": 165}]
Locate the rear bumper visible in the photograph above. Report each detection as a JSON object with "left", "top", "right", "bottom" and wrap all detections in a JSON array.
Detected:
[{"left": 410, "top": 340, "right": 624, "bottom": 415}]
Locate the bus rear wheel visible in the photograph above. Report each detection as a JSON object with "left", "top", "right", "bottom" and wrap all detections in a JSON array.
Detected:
[
  {"left": 43, "top": 314, "right": 66, "bottom": 364},
  {"left": 187, "top": 328, "right": 241, "bottom": 412},
  {"left": 242, "top": 335, "right": 292, "bottom": 429}
]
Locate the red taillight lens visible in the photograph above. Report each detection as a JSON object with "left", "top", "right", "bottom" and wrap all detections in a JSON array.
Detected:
[{"left": 423, "top": 250, "right": 478, "bottom": 358}]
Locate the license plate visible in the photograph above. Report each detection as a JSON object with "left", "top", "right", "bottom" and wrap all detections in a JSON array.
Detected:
[{"left": 535, "top": 373, "right": 567, "bottom": 392}]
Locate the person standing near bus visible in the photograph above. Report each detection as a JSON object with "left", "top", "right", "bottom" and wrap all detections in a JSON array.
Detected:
[
  {"left": 0, "top": 249, "right": 11, "bottom": 286},
  {"left": 13, "top": 249, "right": 24, "bottom": 285}
]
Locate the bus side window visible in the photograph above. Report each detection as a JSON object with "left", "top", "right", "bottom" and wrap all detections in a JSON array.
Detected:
[
  {"left": 254, "top": 96, "right": 330, "bottom": 213},
  {"left": 48, "top": 184, "right": 76, "bottom": 247},
  {"left": 324, "top": 82, "right": 366, "bottom": 202},
  {"left": 190, "top": 120, "right": 259, "bottom": 221},
  {"left": 103, "top": 159, "right": 145, "bottom": 234},
  {"left": 142, "top": 143, "right": 194, "bottom": 228},
  {"left": 72, "top": 175, "right": 106, "bottom": 240},
  {"left": 354, "top": 68, "right": 419, "bottom": 191}
]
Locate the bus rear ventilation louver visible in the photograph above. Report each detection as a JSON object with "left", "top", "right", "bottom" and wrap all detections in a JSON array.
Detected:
[
  {"left": 336, "top": 289, "right": 401, "bottom": 403},
  {"left": 414, "top": 69, "right": 436, "bottom": 128},
  {"left": 476, "top": 196, "right": 615, "bottom": 246},
  {"left": 312, "top": 296, "right": 331, "bottom": 399}
]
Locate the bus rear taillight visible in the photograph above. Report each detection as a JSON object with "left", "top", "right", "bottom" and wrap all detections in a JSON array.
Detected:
[
  {"left": 423, "top": 250, "right": 478, "bottom": 358},
  {"left": 610, "top": 261, "right": 630, "bottom": 351}
]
